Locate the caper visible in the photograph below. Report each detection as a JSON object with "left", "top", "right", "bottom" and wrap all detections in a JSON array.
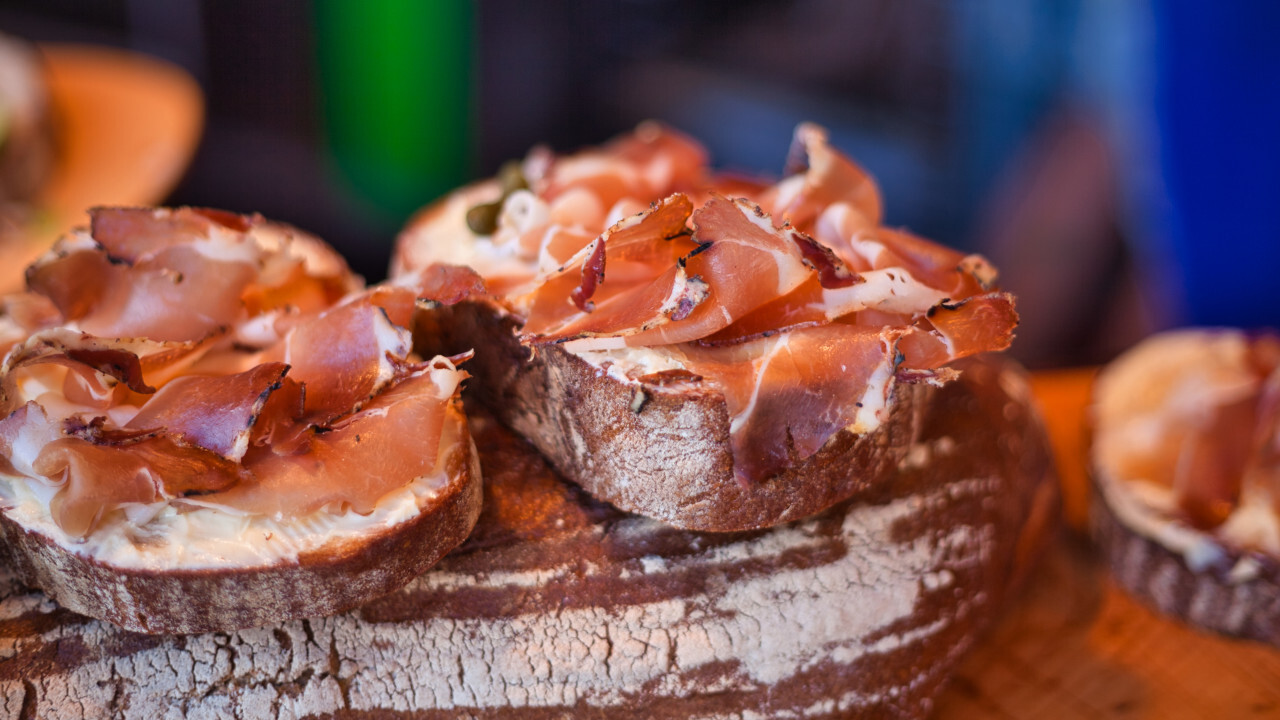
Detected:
[{"left": 466, "top": 201, "right": 502, "bottom": 235}]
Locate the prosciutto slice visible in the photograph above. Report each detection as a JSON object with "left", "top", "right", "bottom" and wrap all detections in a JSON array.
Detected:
[
  {"left": 761, "top": 123, "right": 883, "bottom": 234},
  {"left": 675, "top": 324, "right": 903, "bottom": 483},
  {"left": 542, "top": 122, "right": 708, "bottom": 211},
  {"left": 216, "top": 362, "right": 464, "bottom": 517},
  {"left": 35, "top": 433, "right": 246, "bottom": 538},
  {"left": 282, "top": 294, "right": 413, "bottom": 423},
  {"left": 88, "top": 206, "right": 256, "bottom": 263},
  {"left": 0, "top": 205, "right": 470, "bottom": 538},
  {"left": 124, "top": 362, "right": 292, "bottom": 462}
]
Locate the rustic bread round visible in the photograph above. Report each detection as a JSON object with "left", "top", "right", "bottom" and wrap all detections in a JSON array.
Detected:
[
  {"left": 414, "top": 297, "right": 930, "bottom": 532},
  {"left": 0, "top": 354, "right": 1056, "bottom": 718},
  {"left": 0, "top": 402, "right": 483, "bottom": 635}
]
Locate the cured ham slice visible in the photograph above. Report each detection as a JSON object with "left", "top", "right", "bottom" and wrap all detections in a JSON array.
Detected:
[
  {"left": 676, "top": 324, "right": 902, "bottom": 483},
  {"left": 24, "top": 208, "right": 357, "bottom": 344},
  {"left": 216, "top": 362, "right": 464, "bottom": 517},
  {"left": 0, "top": 292, "right": 60, "bottom": 358},
  {"left": 895, "top": 293, "right": 1020, "bottom": 370},
  {"left": 762, "top": 123, "right": 882, "bottom": 234},
  {"left": 35, "top": 433, "right": 245, "bottom": 538},
  {"left": 283, "top": 295, "right": 412, "bottom": 423},
  {"left": 398, "top": 263, "right": 489, "bottom": 309},
  {"left": 88, "top": 206, "right": 256, "bottom": 262},
  {"left": 542, "top": 122, "right": 708, "bottom": 210},
  {"left": 124, "top": 362, "right": 292, "bottom": 462},
  {"left": 1, "top": 328, "right": 227, "bottom": 416}
]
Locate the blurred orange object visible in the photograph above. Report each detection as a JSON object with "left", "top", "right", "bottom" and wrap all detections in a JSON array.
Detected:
[
  {"left": 2, "top": 43, "right": 203, "bottom": 292},
  {"left": 1028, "top": 366, "right": 1098, "bottom": 531}
]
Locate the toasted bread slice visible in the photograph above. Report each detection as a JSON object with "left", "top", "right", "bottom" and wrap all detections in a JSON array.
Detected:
[
  {"left": 0, "top": 354, "right": 1057, "bottom": 718},
  {"left": 414, "top": 295, "right": 929, "bottom": 532},
  {"left": 0, "top": 207, "right": 483, "bottom": 633},
  {"left": 1091, "top": 328, "right": 1280, "bottom": 643},
  {"left": 0, "top": 404, "right": 481, "bottom": 634},
  {"left": 395, "top": 123, "right": 1017, "bottom": 531}
]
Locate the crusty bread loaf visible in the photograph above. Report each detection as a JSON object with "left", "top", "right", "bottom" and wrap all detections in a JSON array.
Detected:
[
  {"left": 1090, "top": 328, "right": 1280, "bottom": 644},
  {"left": 415, "top": 297, "right": 928, "bottom": 532},
  {"left": 0, "top": 355, "right": 1057, "bottom": 719}
]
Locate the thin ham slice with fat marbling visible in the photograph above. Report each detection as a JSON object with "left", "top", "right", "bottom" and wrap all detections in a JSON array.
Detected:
[{"left": 0, "top": 207, "right": 471, "bottom": 539}]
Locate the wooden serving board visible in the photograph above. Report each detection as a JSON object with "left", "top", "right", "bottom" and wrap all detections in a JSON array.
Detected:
[{"left": 935, "top": 370, "right": 1280, "bottom": 720}]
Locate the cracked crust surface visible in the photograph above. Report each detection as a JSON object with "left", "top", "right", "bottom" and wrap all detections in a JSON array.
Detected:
[
  {"left": 0, "top": 406, "right": 482, "bottom": 635},
  {"left": 415, "top": 299, "right": 929, "bottom": 532},
  {"left": 0, "top": 355, "right": 1056, "bottom": 719}
]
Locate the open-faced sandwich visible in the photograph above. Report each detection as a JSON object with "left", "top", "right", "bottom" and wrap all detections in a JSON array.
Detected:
[
  {"left": 1, "top": 350, "right": 1057, "bottom": 718},
  {"left": 0, "top": 128, "right": 1060, "bottom": 718},
  {"left": 1092, "top": 327, "right": 1280, "bottom": 643},
  {"left": 394, "top": 122, "right": 1019, "bottom": 532},
  {"left": 0, "top": 207, "right": 482, "bottom": 634}
]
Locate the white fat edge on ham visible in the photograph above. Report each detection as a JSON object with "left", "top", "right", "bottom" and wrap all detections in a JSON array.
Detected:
[
  {"left": 819, "top": 266, "right": 951, "bottom": 320},
  {"left": 729, "top": 197, "right": 814, "bottom": 296},
  {"left": 727, "top": 334, "right": 786, "bottom": 438},
  {"left": 813, "top": 201, "right": 877, "bottom": 252},
  {"left": 186, "top": 222, "right": 266, "bottom": 265}
]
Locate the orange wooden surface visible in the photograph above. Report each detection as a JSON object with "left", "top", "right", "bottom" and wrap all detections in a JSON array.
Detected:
[{"left": 935, "top": 369, "right": 1280, "bottom": 720}]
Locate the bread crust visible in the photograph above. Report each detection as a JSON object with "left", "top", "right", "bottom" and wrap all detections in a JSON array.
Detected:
[
  {"left": 1092, "top": 478, "right": 1280, "bottom": 644},
  {"left": 416, "top": 298, "right": 929, "bottom": 532},
  {"left": 0, "top": 354, "right": 1056, "bottom": 719},
  {"left": 0, "top": 406, "right": 483, "bottom": 634}
]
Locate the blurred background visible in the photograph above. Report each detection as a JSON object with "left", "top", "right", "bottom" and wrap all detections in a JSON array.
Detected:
[{"left": 1, "top": 0, "right": 1277, "bottom": 368}]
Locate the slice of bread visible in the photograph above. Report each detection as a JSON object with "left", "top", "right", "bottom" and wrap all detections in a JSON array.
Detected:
[
  {"left": 414, "top": 295, "right": 929, "bottom": 532},
  {"left": 396, "top": 123, "right": 1016, "bottom": 531},
  {"left": 0, "top": 404, "right": 481, "bottom": 634},
  {"left": 0, "top": 354, "right": 1057, "bottom": 718},
  {"left": 0, "top": 207, "right": 483, "bottom": 633},
  {"left": 1091, "top": 328, "right": 1280, "bottom": 643}
]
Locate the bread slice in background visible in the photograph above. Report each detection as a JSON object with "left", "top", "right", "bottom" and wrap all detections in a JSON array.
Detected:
[{"left": 1091, "top": 328, "right": 1280, "bottom": 643}]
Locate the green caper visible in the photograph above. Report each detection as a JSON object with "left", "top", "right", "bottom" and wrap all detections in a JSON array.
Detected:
[{"left": 466, "top": 201, "right": 502, "bottom": 235}]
